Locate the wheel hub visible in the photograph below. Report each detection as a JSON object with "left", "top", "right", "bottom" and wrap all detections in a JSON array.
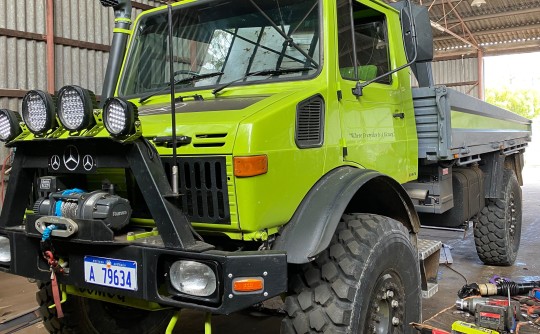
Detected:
[
  {"left": 367, "top": 273, "right": 405, "bottom": 334},
  {"left": 509, "top": 195, "right": 516, "bottom": 237}
]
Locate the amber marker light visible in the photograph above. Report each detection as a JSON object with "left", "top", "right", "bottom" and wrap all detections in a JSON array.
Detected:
[
  {"left": 233, "top": 155, "right": 268, "bottom": 177},
  {"left": 233, "top": 277, "right": 264, "bottom": 293}
]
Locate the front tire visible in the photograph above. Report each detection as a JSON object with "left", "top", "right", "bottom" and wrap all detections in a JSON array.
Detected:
[
  {"left": 281, "top": 213, "right": 421, "bottom": 334},
  {"left": 36, "top": 281, "right": 175, "bottom": 334},
  {"left": 474, "top": 168, "right": 522, "bottom": 266}
]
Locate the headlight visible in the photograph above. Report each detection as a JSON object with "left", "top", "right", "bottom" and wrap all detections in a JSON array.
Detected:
[
  {"left": 22, "top": 90, "right": 56, "bottom": 135},
  {"left": 169, "top": 260, "right": 217, "bottom": 297},
  {"left": 0, "top": 236, "right": 10, "bottom": 263},
  {"left": 57, "top": 85, "right": 96, "bottom": 131},
  {"left": 103, "top": 98, "right": 137, "bottom": 137},
  {"left": 0, "top": 109, "right": 22, "bottom": 142}
]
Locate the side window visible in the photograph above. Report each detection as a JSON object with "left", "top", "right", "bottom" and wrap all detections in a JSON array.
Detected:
[{"left": 337, "top": 0, "right": 391, "bottom": 84}]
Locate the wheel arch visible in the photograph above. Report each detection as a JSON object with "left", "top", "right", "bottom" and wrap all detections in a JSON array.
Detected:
[{"left": 273, "top": 166, "right": 420, "bottom": 264}]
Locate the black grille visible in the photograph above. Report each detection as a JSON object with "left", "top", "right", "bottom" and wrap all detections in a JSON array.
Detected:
[
  {"left": 162, "top": 157, "right": 230, "bottom": 225},
  {"left": 295, "top": 95, "right": 324, "bottom": 148}
]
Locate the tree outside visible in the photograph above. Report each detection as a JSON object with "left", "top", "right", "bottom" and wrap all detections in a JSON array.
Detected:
[
  {"left": 485, "top": 87, "right": 540, "bottom": 119},
  {"left": 484, "top": 52, "right": 540, "bottom": 120}
]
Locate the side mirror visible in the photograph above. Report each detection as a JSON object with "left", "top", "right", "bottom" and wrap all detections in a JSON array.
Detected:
[
  {"left": 353, "top": 1, "right": 435, "bottom": 96},
  {"left": 391, "top": 2, "right": 434, "bottom": 63}
]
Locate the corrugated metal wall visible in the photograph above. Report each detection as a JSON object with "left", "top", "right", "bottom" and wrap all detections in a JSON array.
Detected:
[
  {"left": 412, "top": 57, "right": 480, "bottom": 99},
  {"left": 0, "top": 0, "right": 46, "bottom": 111},
  {"left": 432, "top": 58, "right": 480, "bottom": 99},
  {"left": 0, "top": 0, "right": 161, "bottom": 161},
  {"left": 0, "top": 0, "right": 161, "bottom": 110},
  {"left": 54, "top": 0, "right": 113, "bottom": 93}
]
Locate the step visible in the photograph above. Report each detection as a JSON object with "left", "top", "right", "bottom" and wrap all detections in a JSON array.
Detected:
[{"left": 417, "top": 239, "right": 442, "bottom": 299}]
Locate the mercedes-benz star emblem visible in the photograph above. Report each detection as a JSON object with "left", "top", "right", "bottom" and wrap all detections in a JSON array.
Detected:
[
  {"left": 82, "top": 155, "right": 94, "bottom": 171},
  {"left": 63, "top": 145, "right": 80, "bottom": 171},
  {"left": 50, "top": 155, "right": 61, "bottom": 170}
]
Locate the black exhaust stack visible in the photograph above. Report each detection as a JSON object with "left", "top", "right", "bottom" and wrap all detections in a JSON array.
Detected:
[{"left": 99, "top": 0, "right": 132, "bottom": 106}]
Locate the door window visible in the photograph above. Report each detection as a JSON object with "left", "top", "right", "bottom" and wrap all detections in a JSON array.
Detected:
[{"left": 336, "top": 0, "right": 390, "bottom": 84}]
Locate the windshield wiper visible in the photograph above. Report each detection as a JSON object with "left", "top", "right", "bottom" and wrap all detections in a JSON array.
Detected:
[
  {"left": 212, "top": 67, "right": 315, "bottom": 96},
  {"left": 139, "top": 71, "right": 223, "bottom": 104}
]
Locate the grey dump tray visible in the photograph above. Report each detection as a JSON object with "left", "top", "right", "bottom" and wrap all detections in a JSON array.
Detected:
[{"left": 412, "top": 86, "right": 532, "bottom": 162}]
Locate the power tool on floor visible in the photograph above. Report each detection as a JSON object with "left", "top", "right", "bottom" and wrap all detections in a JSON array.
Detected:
[
  {"left": 451, "top": 321, "right": 500, "bottom": 334},
  {"left": 455, "top": 297, "right": 521, "bottom": 332}
]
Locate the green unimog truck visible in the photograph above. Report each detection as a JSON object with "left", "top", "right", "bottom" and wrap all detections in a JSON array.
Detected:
[{"left": 0, "top": 0, "right": 532, "bottom": 333}]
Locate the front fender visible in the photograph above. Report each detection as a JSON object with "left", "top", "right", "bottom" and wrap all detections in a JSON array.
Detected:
[{"left": 273, "top": 167, "right": 420, "bottom": 264}]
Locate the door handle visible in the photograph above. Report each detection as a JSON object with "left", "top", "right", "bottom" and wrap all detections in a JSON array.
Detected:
[{"left": 393, "top": 112, "right": 405, "bottom": 119}]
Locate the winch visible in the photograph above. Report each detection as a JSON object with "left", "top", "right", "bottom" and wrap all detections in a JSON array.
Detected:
[{"left": 33, "top": 176, "right": 132, "bottom": 231}]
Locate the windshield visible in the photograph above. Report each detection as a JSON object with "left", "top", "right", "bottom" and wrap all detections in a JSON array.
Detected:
[{"left": 118, "top": 0, "right": 321, "bottom": 98}]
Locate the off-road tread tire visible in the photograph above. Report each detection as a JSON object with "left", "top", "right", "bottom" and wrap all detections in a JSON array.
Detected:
[
  {"left": 37, "top": 281, "right": 70, "bottom": 333},
  {"left": 36, "top": 281, "right": 173, "bottom": 334},
  {"left": 281, "top": 213, "right": 420, "bottom": 334},
  {"left": 474, "top": 169, "right": 522, "bottom": 266}
]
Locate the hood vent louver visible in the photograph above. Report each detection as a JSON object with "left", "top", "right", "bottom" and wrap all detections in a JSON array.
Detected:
[
  {"left": 192, "top": 133, "right": 228, "bottom": 148},
  {"left": 295, "top": 95, "right": 324, "bottom": 148}
]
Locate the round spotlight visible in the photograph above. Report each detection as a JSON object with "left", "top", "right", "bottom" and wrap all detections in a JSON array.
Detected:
[
  {"left": 103, "top": 98, "right": 137, "bottom": 137},
  {"left": 57, "top": 85, "right": 96, "bottom": 131},
  {"left": 0, "top": 109, "right": 22, "bottom": 142},
  {"left": 22, "top": 90, "right": 56, "bottom": 135}
]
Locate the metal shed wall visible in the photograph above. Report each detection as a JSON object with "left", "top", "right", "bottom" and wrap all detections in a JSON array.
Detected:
[
  {"left": 0, "top": 0, "right": 161, "bottom": 112},
  {"left": 412, "top": 58, "right": 480, "bottom": 99},
  {"left": 0, "top": 0, "right": 47, "bottom": 111},
  {"left": 433, "top": 58, "right": 480, "bottom": 99},
  {"left": 0, "top": 0, "right": 161, "bottom": 160}
]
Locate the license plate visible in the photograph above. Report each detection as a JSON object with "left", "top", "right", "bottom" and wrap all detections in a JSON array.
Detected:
[{"left": 84, "top": 256, "right": 138, "bottom": 291}]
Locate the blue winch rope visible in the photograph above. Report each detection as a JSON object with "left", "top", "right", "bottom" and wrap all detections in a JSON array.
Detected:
[
  {"left": 42, "top": 224, "right": 57, "bottom": 241},
  {"left": 54, "top": 188, "right": 85, "bottom": 217}
]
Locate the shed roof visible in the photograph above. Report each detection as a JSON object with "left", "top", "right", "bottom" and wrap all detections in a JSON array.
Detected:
[{"left": 383, "top": 0, "right": 540, "bottom": 60}]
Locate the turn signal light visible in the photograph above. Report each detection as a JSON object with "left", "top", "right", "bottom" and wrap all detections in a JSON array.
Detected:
[
  {"left": 233, "top": 277, "right": 264, "bottom": 293},
  {"left": 233, "top": 155, "right": 268, "bottom": 177}
]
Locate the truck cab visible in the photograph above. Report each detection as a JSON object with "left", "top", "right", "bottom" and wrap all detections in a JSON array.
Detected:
[{"left": 0, "top": 0, "right": 528, "bottom": 333}]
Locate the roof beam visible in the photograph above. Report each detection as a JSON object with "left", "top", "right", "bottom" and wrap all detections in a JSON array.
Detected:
[
  {"left": 435, "top": 43, "right": 540, "bottom": 60},
  {"left": 419, "top": 0, "right": 462, "bottom": 6},
  {"left": 442, "top": 0, "right": 479, "bottom": 46},
  {"left": 434, "top": 22, "right": 540, "bottom": 42},
  {"left": 431, "top": 21, "right": 479, "bottom": 49},
  {"left": 440, "top": 7, "right": 540, "bottom": 24},
  {"left": 386, "top": 0, "right": 478, "bottom": 48}
]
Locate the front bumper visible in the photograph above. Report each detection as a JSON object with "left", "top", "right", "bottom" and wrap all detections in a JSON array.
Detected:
[
  {"left": 0, "top": 137, "right": 287, "bottom": 314},
  {"left": 1, "top": 228, "right": 287, "bottom": 314}
]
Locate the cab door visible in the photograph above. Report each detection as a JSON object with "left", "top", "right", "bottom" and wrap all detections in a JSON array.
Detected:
[{"left": 336, "top": 0, "right": 411, "bottom": 183}]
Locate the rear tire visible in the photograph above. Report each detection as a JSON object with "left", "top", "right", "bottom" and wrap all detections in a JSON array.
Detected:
[
  {"left": 36, "top": 281, "right": 174, "bottom": 334},
  {"left": 281, "top": 213, "right": 421, "bottom": 333},
  {"left": 474, "top": 169, "right": 522, "bottom": 266}
]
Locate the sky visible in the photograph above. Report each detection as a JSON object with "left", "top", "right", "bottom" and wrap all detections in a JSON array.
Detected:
[{"left": 484, "top": 52, "right": 540, "bottom": 92}]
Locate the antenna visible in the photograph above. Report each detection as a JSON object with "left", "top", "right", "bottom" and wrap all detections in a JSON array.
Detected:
[{"left": 167, "top": 4, "right": 179, "bottom": 195}]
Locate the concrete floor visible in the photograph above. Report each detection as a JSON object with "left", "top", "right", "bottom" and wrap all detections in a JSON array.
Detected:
[{"left": 2, "top": 122, "right": 539, "bottom": 333}]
